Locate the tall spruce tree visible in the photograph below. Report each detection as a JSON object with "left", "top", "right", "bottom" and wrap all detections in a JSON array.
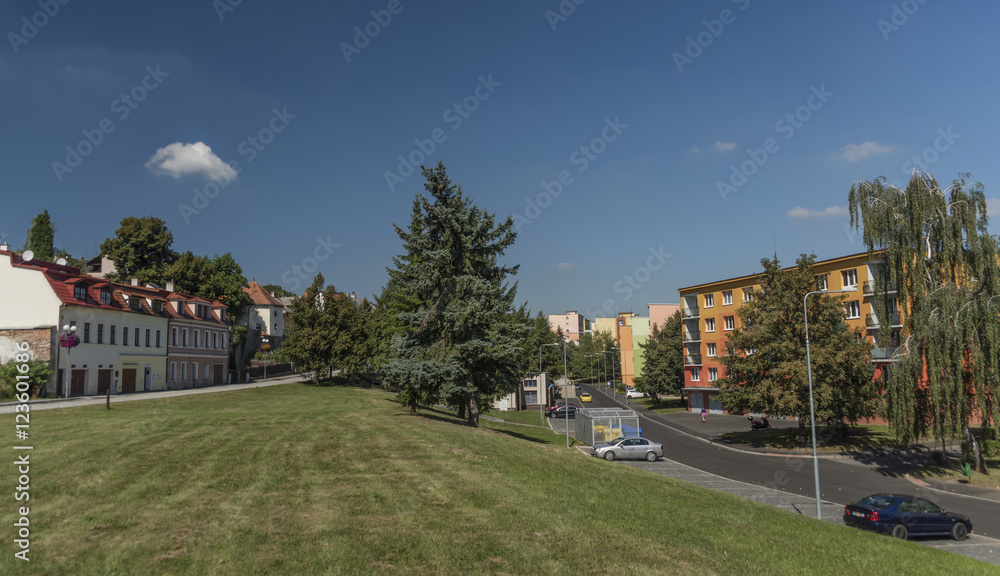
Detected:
[
  {"left": 718, "top": 255, "right": 878, "bottom": 436},
  {"left": 383, "top": 162, "right": 525, "bottom": 426},
  {"left": 26, "top": 210, "right": 55, "bottom": 261},
  {"left": 849, "top": 172, "right": 1000, "bottom": 456}
]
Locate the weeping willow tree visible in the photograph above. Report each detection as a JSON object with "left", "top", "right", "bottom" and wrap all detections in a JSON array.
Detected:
[{"left": 849, "top": 171, "right": 1000, "bottom": 463}]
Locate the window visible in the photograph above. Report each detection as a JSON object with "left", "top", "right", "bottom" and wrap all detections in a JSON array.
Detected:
[
  {"left": 707, "top": 343, "right": 717, "bottom": 357},
  {"left": 212, "top": 332, "right": 217, "bottom": 349},
  {"left": 708, "top": 368, "right": 718, "bottom": 382},
  {"left": 100, "top": 289, "right": 112, "bottom": 305},
  {"left": 722, "top": 291, "right": 732, "bottom": 305},
  {"left": 815, "top": 274, "right": 828, "bottom": 291},
  {"left": 842, "top": 269, "right": 858, "bottom": 287},
  {"left": 145, "top": 329, "right": 151, "bottom": 347},
  {"left": 123, "top": 326, "right": 129, "bottom": 346},
  {"left": 170, "top": 362, "right": 176, "bottom": 382},
  {"left": 724, "top": 316, "right": 735, "bottom": 331},
  {"left": 742, "top": 288, "right": 754, "bottom": 302},
  {"left": 153, "top": 301, "right": 163, "bottom": 314},
  {"left": 156, "top": 330, "right": 161, "bottom": 348},
  {"left": 180, "top": 363, "right": 186, "bottom": 382},
  {"left": 691, "top": 367, "right": 700, "bottom": 382},
  {"left": 705, "top": 318, "right": 715, "bottom": 332},
  {"left": 704, "top": 294, "right": 714, "bottom": 308},
  {"left": 129, "top": 296, "right": 141, "bottom": 312},
  {"left": 172, "top": 328, "right": 177, "bottom": 346},
  {"left": 74, "top": 284, "right": 87, "bottom": 300},
  {"left": 97, "top": 324, "right": 104, "bottom": 344},
  {"left": 845, "top": 300, "right": 861, "bottom": 319},
  {"left": 83, "top": 323, "right": 91, "bottom": 343},
  {"left": 109, "top": 325, "right": 116, "bottom": 345},
  {"left": 193, "top": 363, "right": 199, "bottom": 383},
  {"left": 134, "top": 327, "right": 140, "bottom": 346},
  {"left": 221, "top": 333, "right": 227, "bottom": 350},
  {"left": 746, "top": 348, "right": 755, "bottom": 356},
  {"left": 182, "top": 329, "right": 188, "bottom": 347},
  {"left": 194, "top": 330, "right": 199, "bottom": 348}
]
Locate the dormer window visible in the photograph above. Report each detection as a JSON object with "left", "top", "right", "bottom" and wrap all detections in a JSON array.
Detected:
[
  {"left": 74, "top": 285, "right": 87, "bottom": 300},
  {"left": 129, "top": 297, "right": 141, "bottom": 312},
  {"left": 152, "top": 301, "right": 163, "bottom": 314},
  {"left": 100, "top": 289, "right": 112, "bottom": 305}
]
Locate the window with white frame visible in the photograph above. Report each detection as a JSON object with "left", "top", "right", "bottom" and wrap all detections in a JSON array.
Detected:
[
  {"left": 704, "top": 294, "right": 714, "bottom": 308},
  {"left": 691, "top": 367, "right": 700, "bottom": 382},
  {"left": 156, "top": 330, "right": 161, "bottom": 348},
  {"left": 708, "top": 368, "right": 718, "bottom": 382},
  {"left": 193, "top": 362, "right": 199, "bottom": 383},
  {"left": 194, "top": 330, "right": 199, "bottom": 348},
  {"left": 109, "top": 325, "right": 116, "bottom": 345},
  {"left": 722, "top": 290, "right": 733, "bottom": 305},
  {"left": 724, "top": 316, "right": 735, "bottom": 330},
  {"left": 815, "top": 274, "right": 828, "bottom": 291},
  {"left": 842, "top": 269, "right": 858, "bottom": 287},
  {"left": 170, "top": 362, "right": 176, "bottom": 381},
  {"left": 123, "top": 326, "right": 129, "bottom": 346},
  {"left": 180, "top": 363, "right": 186, "bottom": 382},
  {"left": 845, "top": 300, "right": 861, "bottom": 319},
  {"left": 742, "top": 288, "right": 754, "bottom": 302},
  {"left": 182, "top": 329, "right": 188, "bottom": 347},
  {"left": 134, "top": 327, "right": 140, "bottom": 347},
  {"left": 707, "top": 343, "right": 717, "bottom": 357},
  {"left": 705, "top": 318, "right": 715, "bottom": 332}
]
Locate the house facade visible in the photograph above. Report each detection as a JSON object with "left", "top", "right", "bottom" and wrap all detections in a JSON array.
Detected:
[
  {"left": 547, "top": 311, "right": 591, "bottom": 342},
  {"left": 677, "top": 251, "right": 893, "bottom": 414},
  {"left": 242, "top": 281, "right": 285, "bottom": 347}
]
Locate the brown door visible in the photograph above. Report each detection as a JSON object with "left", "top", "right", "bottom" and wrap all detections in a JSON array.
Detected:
[
  {"left": 70, "top": 370, "right": 86, "bottom": 396},
  {"left": 214, "top": 364, "right": 224, "bottom": 384},
  {"left": 97, "top": 370, "right": 112, "bottom": 394},
  {"left": 122, "top": 369, "right": 136, "bottom": 393}
]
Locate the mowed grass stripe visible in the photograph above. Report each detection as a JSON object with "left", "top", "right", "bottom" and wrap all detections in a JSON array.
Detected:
[{"left": 1, "top": 383, "right": 993, "bottom": 575}]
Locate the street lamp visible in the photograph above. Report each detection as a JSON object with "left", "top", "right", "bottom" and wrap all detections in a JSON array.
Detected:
[
  {"left": 544, "top": 341, "right": 570, "bottom": 447},
  {"left": 59, "top": 324, "right": 78, "bottom": 399},
  {"left": 804, "top": 285, "right": 857, "bottom": 520}
]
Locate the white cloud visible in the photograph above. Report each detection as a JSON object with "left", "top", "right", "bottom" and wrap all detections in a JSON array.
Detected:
[
  {"left": 687, "top": 145, "right": 701, "bottom": 155},
  {"left": 556, "top": 262, "right": 577, "bottom": 271},
  {"left": 713, "top": 140, "right": 737, "bottom": 152},
  {"left": 145, "top": 142, "right": 237, "bottom": 182},
  {"left": 787, "top": 206, "right": 850, "bottom": 218},
  {"left": 834, "top": 141, "right": 894, "bottom": 162},
  {"left": 986, "top": 198, "right": 1000, "bottom": 218}
]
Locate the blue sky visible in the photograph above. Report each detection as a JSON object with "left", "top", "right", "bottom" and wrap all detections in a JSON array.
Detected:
[{"left": 3, "top": 0, "right": 999, "bottom": 319}]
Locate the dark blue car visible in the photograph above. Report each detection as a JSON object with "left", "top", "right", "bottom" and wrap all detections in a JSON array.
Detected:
[{"left": 843, "top": 494, "right": 972, "bottom": 540}]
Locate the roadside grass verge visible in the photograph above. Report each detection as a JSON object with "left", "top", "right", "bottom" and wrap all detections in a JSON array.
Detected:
[
  {"left": 720, "top": 424, "right": 911, "bottom": 452},
  {"left": 632, "top": 396, "right": 688, "bottom": 414},
  {"left": 910, "top": 456, "right": 1000, "bottom": 491},
  {"left": 1, "top": 384, "right": 994, "bottom": 575}
]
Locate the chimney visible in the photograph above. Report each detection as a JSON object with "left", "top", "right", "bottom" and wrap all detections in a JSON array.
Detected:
[
  {"left": 131, "top": 277, "right": 139, "bottom": 286},
  {"left": 166, "top": 280, "right": 175, "bottom": 292},
  {"left": 0, "top": 242, "right": 8, "bottom": 252}
]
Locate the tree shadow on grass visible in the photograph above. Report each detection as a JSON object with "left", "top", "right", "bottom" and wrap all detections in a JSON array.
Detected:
[{"left": 482, "top": 426, "right": 550, "bottom": 444}]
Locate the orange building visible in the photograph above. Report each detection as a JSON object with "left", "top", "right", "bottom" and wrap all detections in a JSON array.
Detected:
[{"left": 678, "top": 252, "right": 897, "bottom": 414}]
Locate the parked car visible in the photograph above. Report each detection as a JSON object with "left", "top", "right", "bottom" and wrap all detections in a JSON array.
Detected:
[
  {"left": 843, "top": 494, "right": 972, "bottom": 540},
  {"left": 590, "top": 437, "right": 664, "bottom": 462},
  {"left": 548, "top": 404, "right": 577, "bottom": 418},
  {"left": 626, "top": 388, "right": 647, "bottom": 399},
  {"left": 580, "top": 393, "right": 592, "bottom": 403}
]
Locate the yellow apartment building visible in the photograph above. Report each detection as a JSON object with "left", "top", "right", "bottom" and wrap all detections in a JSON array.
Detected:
[{"left": 678, "top": 252, "right": 897, "bottom": 414}]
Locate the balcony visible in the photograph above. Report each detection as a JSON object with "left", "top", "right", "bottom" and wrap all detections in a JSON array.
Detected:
[
  {"left": 682, "top": 307, "right": 700, "bottom": 319},
  {"left": 871, "top": 346, "right": 900, "bottom": 361},
  {"left": 684, "top": 354, "right": 702, "bottom": 366},
  {"left": 683, "top": 330, "right": 701, "bottom": 343},
  {"left": 862, "top": 281, "right": 897, "bottom": 296},
  {"left": 865, "top": 313, "right": 901, "bottom": 328}
]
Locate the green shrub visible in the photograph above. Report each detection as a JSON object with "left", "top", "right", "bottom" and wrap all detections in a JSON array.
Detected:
[
  {"left": 0, "top": 360, "right": 51, "bottom": 400},
  {"left": 981, "top": 440, "right": 1000, "bottom": 458}
]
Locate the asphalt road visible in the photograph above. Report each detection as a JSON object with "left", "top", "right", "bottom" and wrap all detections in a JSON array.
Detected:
[{"left": 576, "top": 383, "right": 1000, "bottom": 540}]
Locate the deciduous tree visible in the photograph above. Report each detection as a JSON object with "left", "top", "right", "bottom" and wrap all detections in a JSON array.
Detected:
[{"left": 638, "top": 310, "right": 684, "bottom": 401}]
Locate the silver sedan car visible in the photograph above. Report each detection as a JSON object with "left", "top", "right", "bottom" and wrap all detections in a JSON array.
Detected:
[{"left": 590, "top": 437, "right": 664, "bottom": 462}]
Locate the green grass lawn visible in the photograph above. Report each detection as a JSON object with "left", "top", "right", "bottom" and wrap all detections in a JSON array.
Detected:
[
  {"left": 910, "top": 456, "right": 1000, "bottom": 491},
  {"left": 2, "top": 384, "right": 994, "bottom": 575},
  {"left": 632, "top": 396, "right": 688, "bottom": 414}
]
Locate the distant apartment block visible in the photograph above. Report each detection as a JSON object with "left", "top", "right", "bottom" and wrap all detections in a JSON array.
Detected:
[{"left": 547, "top": 311, "right": 591, "bottom": 341}]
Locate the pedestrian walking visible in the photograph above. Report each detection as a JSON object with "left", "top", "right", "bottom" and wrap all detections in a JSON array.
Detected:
[{"left": 701, "top": 408, "right": 707, "bottom": 423}]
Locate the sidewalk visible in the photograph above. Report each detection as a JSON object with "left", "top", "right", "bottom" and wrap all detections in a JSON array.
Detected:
[{"left": 0, "top": 373, "right": 306, "bottom": 414}]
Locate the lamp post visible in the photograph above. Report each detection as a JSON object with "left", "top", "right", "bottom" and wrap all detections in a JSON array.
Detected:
[
  {"left": 561, "top": 339, "right": 569, "bottom": 448},
  {"left": 804, "top": 285, "right": 857, "bottom": 520},
  {"left": 540, "top": 343, "right": 559, "bottom": 418},
  {"left": 609, "top": 347, "right": 619, "bottom": 397},
  {"left": 60, "top": 324, "right": 78, "bottom": 399}
]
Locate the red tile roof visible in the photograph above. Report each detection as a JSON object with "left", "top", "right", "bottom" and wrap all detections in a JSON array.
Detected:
[{"left": 244, "top": 281, "right": 285, "bottom": 307}]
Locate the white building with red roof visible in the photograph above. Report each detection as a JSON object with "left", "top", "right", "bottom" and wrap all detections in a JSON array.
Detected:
[{"left": 242, "top": 281, "right": 285, "bottom": 346}]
